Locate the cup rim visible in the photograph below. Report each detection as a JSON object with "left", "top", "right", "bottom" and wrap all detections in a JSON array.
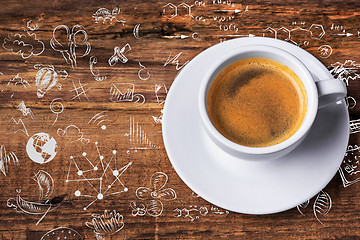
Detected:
[{"left": 198, "top": 44, "right": 318, "bottom": 155}]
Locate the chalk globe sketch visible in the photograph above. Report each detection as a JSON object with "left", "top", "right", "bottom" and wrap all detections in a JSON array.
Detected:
[{"left": 26, "top": 133, "right": 57, "bottom": 164}]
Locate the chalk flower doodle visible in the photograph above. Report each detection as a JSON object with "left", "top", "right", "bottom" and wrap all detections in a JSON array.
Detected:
[
  {"left": 131, "top": 172, "right": 176, "bottom": 217},
  {"left": 328, "top": 60, "right": 360, "bottom": 86},
  {"left": 93, "top": 7, "right": 126, "bottom": 25},
  {"left": 0, "top": 145, "right": 19, "bottom": 177},
  {"left": 26, "top": 133, "right": 57, "bottom": 164},
  {"left": 50, "top": 25, "right": 91, "bottom": 68},
  {"left": 86, "top": 210, "right": 125, "bottom": 240},
  {"left": 2, "top": 30, "right": 45, "bottom": 59},
  {"left": 57, "top": 125, "right": 90, "bottom": 145},
  {"left": 109, "top": 83, "right": 145, "bottom": 106},
  {"left": 40, "top": 227, "right": 83, "bottom": 240},
  {"left": 34, "top": 64, "right": 68, "bottom": 98}
]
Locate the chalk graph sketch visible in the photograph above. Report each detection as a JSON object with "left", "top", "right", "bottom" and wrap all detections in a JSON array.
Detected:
[
  {"left": 108, "top": 44, "right": 131, "bottom": 66},
  {"left": 7, "top": 171, "right": 65, "bottom": 225},
  {"left": 66, "top": 142, "right": 132, "bottom": 210},
  {"left": 109, "top": 83, "right": 145, "bottom": 106},
  {"left": 174, "top": 205, "right": 229, "bottom": 221},
  {"left": 50, "top": 25, "right": 91, "bottom": 68},
  {"left": 40, "top": 227, "right": 83, "bottom": 240},
  {"left": 125, "top": 116, "right": 160, "bottom": 153},
  {"left": 131, "top": 172, "right": 177, "bottom": 217},
  {"left": 26, "top": 132, "right": 58, "bottom": 164},
  {"left": 0, "top": 145, "right": 19, "bottom": 177},
  {"left": 328, "top": 60, "right": 360, "bottom": 86},
  {"left": 90, "top": 56, "right": 108, "bottom": 82},
  {"left": 93, "top": 7, "right": 126, "bottom": 25},
  {"left": 17, "top": 101, "right": 35, "bottom": 119},
  {"left": 164, "top": 52, "right": 189, "bottom": 70},
  {"left": 88, "top": 111, "right": 109, "bottom": 130},
  {"left": 85, "top": 210, "right": 125, "bottom": 240},
  {"left": 339, "top": 144, "right": 360, "bottom": 187},
  {"left": 34, "top": 64, "right": 68, "bottom": 98},
  {"left": 57, "top": 125, "right": 90, "bottom": 145}
]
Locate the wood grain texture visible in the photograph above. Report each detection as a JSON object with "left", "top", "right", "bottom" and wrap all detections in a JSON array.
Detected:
[{"left": 0, "top": 0, "right": 360, "bottom": 239}]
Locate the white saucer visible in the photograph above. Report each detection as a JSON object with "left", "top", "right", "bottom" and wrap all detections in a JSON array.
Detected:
[{"left": 162, "top": 37, "right": 349, "bottom": 214}]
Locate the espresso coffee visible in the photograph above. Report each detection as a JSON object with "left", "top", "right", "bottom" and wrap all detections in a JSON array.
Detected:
[{"left": 207, "top": 57, "right": 308, "bottom": 147}]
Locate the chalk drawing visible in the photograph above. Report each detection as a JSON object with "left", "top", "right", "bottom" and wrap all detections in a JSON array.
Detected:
[
  {"left": 110, "top": 83, "right": 145, "bottom": 106},
  {"left": 339, "top": 144, "right": 360, "bottom": 187},
  {"left": 0, "top": 145, "right": 19, "bottom": 176},
  {"left": 296, "top": 199, "right": 310, "bottom": 217},
  {"left": 152, "top": 83, "right": 167, "bottom": 124},
  {"left": 66, "top": 142, "right": 132, "bottom": 210},
  {"left": 40, "top": 227, "right": 82, "bottom": 240},
  {"left": 349, "top": 119, "right": 360, "bottom": 134},
  {"left": 90, "top": 56, "right": 108, "bottom": 82},
  {"left": 26, "top": 133, "right": 57, "bottom": 164},
  {"left": 138, "top": 62, "right": 150, "bottom": 81},
  {"left": 17, "top": 101, "right": 35, "bottom": 119},
  {"left": 86, "top": 210, "right": 125, "bottom": 240},
  {"left": 173, "top": 205, "right": 229, "bottom": 221},
  {"left": 93, "top": 7, "right": 126, "bottom": 25},
  {"left": 9, "top": 117, "right": 29, "bottom": 136},
  {"left": 164, "top": 52, "right": 189, "bottom": 70},
  {"left": 50, "top": 25, "right": 91, "bottom": 68},
  {"left": 34, "top": 64, "right": 68, "bottom": 98},
  {"left": 108, "top": 44, "right": 131, "bottom": 66},
  {"left": 328, "top": 60, "right": 360, "bottom": 86},
  {"left": 70, "top": 79, "right": 91, "bottom": 102},
  {"left": 317, "top": 45, "right": 333, "bottom": 59},
  {"left": 88, "top": 111, "right": 109, "bottom": 130},
  {"left": 345, "top": 96, "right": 357, "bottom": 109},
  {"left": 33, "top": 170, "right": 54, "bottom": 201},
  {"left": 57, "top": 125, "right": 90, "bottom": 145},
  {"left": 50, "top": 98, "right": 64, "bottom": 126},
  {"left": 8, "top": 74, "right": 30, "bottom": 88},
  {"left": 133, "top": 24, "right": 141, "bottom": 39}
]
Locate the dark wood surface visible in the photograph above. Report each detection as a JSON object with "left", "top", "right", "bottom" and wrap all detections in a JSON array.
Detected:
[{"left": 0, "top": 0, "right": 360, "bottom": 239}]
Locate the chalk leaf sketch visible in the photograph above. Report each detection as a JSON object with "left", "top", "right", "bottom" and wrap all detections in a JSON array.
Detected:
[
  {"left": 109, "top": 83, "right": 145, "bottom": 106},
  {"left": 90, "top": 56, "right": 108, "bottom": 82},
  {"left": 2, "top": 29, "right": 45, "bottom": 59},
  {"left": 0, "top": 145, "right": 19, "bottom": 176},
  {"left": 9, "top": 117, "right": 29, "bottom": 136},
  {"left": 133, "top": 24, "right": 141, "bottom": 39},
  {"left": 40, "top": 227, "right": 83, "bottom": 240},
  {"left": 132, "top": 172, "right": 176, "bottom": 217},
  {"left": 108, "top": 44, "right": 131, "bottom": 66},
  {"left": 174, "top": 205, "right": 229, "bottom": 221},
  {"left": 328, "top": 60, "right": 360, "bottom": 86},
  {"left": 339, "top": 144, "right": 360, "bottom": 187},
  {"left": 125, "top": 116, "right": 160, "bottom": 153},
  {"left": 8, "top": 73, "right": 30, "bottom": 88},
  {"left": 17, "top": 101, "right": 35, "bottom": 119},
  {"left": 26, "top": 133, "right": 57, "bottom": 164},
  {"left": 50, "top": 98, "right": 64, "bottom": 126},
  {"left": 313, "top": 191, "right": 332, "bottom": 227},
  {"left": 85, "top": 210, "right": 125, "bottom": 240},
  {"left": 88, "top": 111, "right": 109, "bottom": 130},
  {"left": 93, "top": 7, "right": 126, "bottom": 25},
  {"left": 70, "top": 79, "right": 91, "bottom": 102},
  {"left": 66, "top": 142, "right": 132, "bottom": 210},
  {"left": 57, "top": 125, "right": 90, "bottom": 145},
  {"left": 164, "top": 52, "right": 189, "bottom": 70},
  {"left": 34, "top": 64, "right": 68, "bottom": 98},
  {"left": 138, "top": 62, "right": 150, "bottom": 81},
  {"left": 50, "top": 25, "right": 91, "bottom": 68}
]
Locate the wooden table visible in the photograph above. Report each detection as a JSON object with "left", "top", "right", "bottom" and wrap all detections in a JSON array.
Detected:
[{"left": 0, "top": 0, "right": 359, "bottom": 239}]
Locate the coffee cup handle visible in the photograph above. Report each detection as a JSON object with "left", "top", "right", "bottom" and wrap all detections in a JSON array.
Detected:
[{"left": 315, "top": 79, "right": 347, "bottom": 108}]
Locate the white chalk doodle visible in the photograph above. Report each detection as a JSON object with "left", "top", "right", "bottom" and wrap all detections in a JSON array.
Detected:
[
  {"left": 33, "top": 170, "right": 54, "bottom": 201},
  {"left": 152, "top": 84, "right": 167, "bottom": 123},
  {"left": 2, "top": 29, "right": 45, "bottom": 59},
  {"left": 339, "top": 144, "right": 360, "bottom": 187},
  {"left": 0, "top": 145, "right": 19, "bottom": 177},
  {"left": 152, "top": 109, "right": 164, "bottom": 124},
  {"left": 27, "top": 20, "right": 39, "bottom": 31},
  {"left": 138, "top": 62, "right": 150, "bottom": 81},
  {"left": 317, "top": 45, "right": 333, "bottom": 59},
  {"left": 328, "top": 60, "right": 360, "bottom": 86},
  {"left": 86, "top": 210, "right": 125, "bottom": 240},
  {"left": 50, "top": 25, "right": 91, "bottom": 68},
  {"left": 9, "top": 117, "right": 29, "bottom": 136},
  {"left": 132, "top": 172, "right": 176, "bottom": 217},
  {"left": 164, "top": 52, "right": 189, "bottom": 70},
  {"left": 34, "top": 64, "right": 68, "bottom": 98},
  {"left": 57, "top": 125, "right": 90, "bottom": 145},
  {"left": 346, "top": 96, "right": 357, "bottom": 109},
  {"left": 17, "top": 101, "right": 35, "bottom": 119},
  {"left": 93, "top": 7, "right": 126, "bottom": 25},
  {"left": 90, "top": 56, "right": 107, "bottom": 82},
  {"left": 173, "top": 205, "right": 229, "bottom": 221},
  {"left": 88, "top": 111, "right": 109, "bottom": 130},
  {"left": 162, "top": 34, "right": 190, "bottom": 39},
  {"left": 70, "top": 79, "right": 91, "bottom": 102},
  {"left": 296, "top": 199, "right": 310, "bottom": 217},
  {"left": 108, "top": 44, "right": 131, "bottom": 66},
  {"left": 130, "top": 201, "right": 146, "bottom": 216},
  {"left": 313, "top": 191, "right": 332, "bottom": 227},
  {"left": 133, "top": 24, "right": 141, "bottom": 39},
  {"left": 26, "top": 132, "right": 57, "bottom": 164},
  {"left": 109, "top": 83, "right": 145, "bottom": 106},
  {"left": 40, "top": 227, "right": 82, "bottom": 240},
  {"left": 66, "top": 142, "right": 132, "bottom": 210},
  {"left": 162, "top": 3, "right": 193, "bottom": 19},
  {"left": 50, "top": 98, "right": 64, "bottom": 126},
  {"left": 8, "top": 74, "right": 30, "bottom": 88},
  {"left": 349, "top": 119, "right": 360, "bottom": 134},
  {"left": 125, "top": 116, "right": 160, "bottom": 152}
]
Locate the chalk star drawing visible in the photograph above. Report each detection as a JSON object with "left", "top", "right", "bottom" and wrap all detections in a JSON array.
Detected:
[{"left": 66, "top": 142, "right": 132, "bottom": 210}]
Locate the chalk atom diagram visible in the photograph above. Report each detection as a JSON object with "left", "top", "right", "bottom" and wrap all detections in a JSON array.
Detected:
[{"left": 65, "top": 142, "right": 132, "bottom": 210}]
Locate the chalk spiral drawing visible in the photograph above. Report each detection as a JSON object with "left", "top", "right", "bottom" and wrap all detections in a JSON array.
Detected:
[
  {"left": 66, "top": 142, "right": 132, "bottom": 210},
  {"left": 93, "top": 7, "right": 126, "bottom": 25},
  {"left": 50, "top": 98, "right": 64, "bottom": 126},
  {"left": 339, "top": 144, "right": 360, "bottom": 187},
  {"left": 9, "top": 117, "right": 29, "bottom": 136},
  {"left": 40, "top": 227, "right": 83, "bottom": 240},
  {"left": 34, "top": 64, "right": 68, "bottom": 98},
  {"left": 26, "top": 132, "right": 58, "bottom": 164},
  {"left": 50, "top": 25, "right": 91, "bottom": 68},
  {"left": 0, "top": 145, "right": 19, "bottom": 177},
  {"left": 109, "top": 83, "right": 145, "bottom": 106},
  {"left": 57, "top": 125, "right": 90, "bottom": 145},
  {"left": 90, "top": 56, "right": 108, "bottom": 82},
  {"left": 17, "top": 101, "right": 35, "bottom": 119},
  {"left": 108, "top": 44, "right": 131, "bottom": 66},
  {"left": 174, "top": 205, "right": 229, "bottom": 221}
]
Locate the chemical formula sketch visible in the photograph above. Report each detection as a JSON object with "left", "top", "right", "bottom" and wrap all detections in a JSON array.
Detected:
[
  {"left": 9, "top": 117, "right": 29, "bottom": 136},
  {"left": 108, "top": 44, "right": 131, "bottom": 66},
  {"left": 125, "top": 116, "right": 160, "bottom": 153},
  {"left": 90, "top": 56, "right": 108, "bottom": 82},
  {"left": 40, "top": 227, "right": 83, "bottom": 240},
  {"left": 131, "top": 172, "right": 176, "bottom": 217},
  {"left": 66, "top": 142, "right": 132, "bottom": 210},
  {"left": 162, "top": 3, "right": 193, "bottom": 19},
  {"left": 0, "top": 145, "right": 19, "bottom": 177},
  {"left": 34, "top": 64, "right": 68, "bottom": 98},
  {"left": 85, "top": 210, "right": 125, "bottom": 240},
  {"left": 88, "top": 111, "right": 109, "bottom": 130},
  {"left": 328, "top": 60, "right": 360, "bottom": 86},
  {"left": 26, "top": 132, "right": 57, "bottom": 164},
  {"left": 50, "top": 25, "right": 91, "bottom": 68},
  {"left": 57, "top": 125, "right": 90, "bottom": 145},
  {"left": 339, "top": 144, "right": 360, "bottom": 187},
  {"left": 109, "top": 83, "right": 145, "bottom": 106},
  {"left": 93, "top": 7, "right": 126, "bottom": 25},
  {"left": 50, "top": 98, "right": 64, "bottom": 126},
  {"left": 164, "top": 52, "right": 189, "bottom": 70},
  {"left": 173, "top": 205, "right": 229, "bottom": 221},
  {"left": 70, "top": 79, "right": 91, "bottom": 102},
  {"left": 17, "top": 101, "right": 35, "bottom": 119}
]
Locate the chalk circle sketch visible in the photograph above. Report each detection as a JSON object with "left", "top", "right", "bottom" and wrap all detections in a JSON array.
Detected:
[
  {"left": 328, "top": 59, "right": 360, "bottom": 86},
  {"left": 40, "top": 227, "right": 83, "bottom": 240},
  {"left": 57, "top": 125, "right": 90, "bottom": 145},
  {"left": 85, "top": 210, "right": 125, "bottom": 240},
  {"left": 50, "top": 98, "right": 64, "bottom": 126},
  {"left": 339, "top": 144, "right": 360, "bottom": 187},
  {"left": 88, "top": 111, "right": 109, "bottom": 130},
  {"left": 17, "top": 101, "right": 35, "bottom": 119},
  {"left": 0, "top": 145, "right": 19, "bottom": 176},
  {"left": 138, "top": 62, "right": 150, "bottom": 81},
  {"left": 2, "top": 29, "right": 45, "bottom": 59},
  {"left": 110, "top": 83, "right": 145, "bottom": 106},
  {"left": 10, "top": 117, "right": 29, "bottom": 136},
  {"left": 317, "top": 45, "right": 332, "bottom": 59},
  {"left": 34, "top": 64, "right": 68, "bottom": 98},
  {"left": 50, "top": 25, "right": 91, "bottom": 68},
  {"left": 26, "top": 133, "right": 57, "bottom": 164},
  {"left": 133, "top": 24, "right": 141, "bottom": 39},
  {"left": 108, "top": 44, "right": 131, "bottom": 66},
  {"left": 70, "top": 79, "right": 91, "bottom": 102},
  {"left": 173, "top": 205, "right": 229, "bottom": 221},
  {"left": 90, "top": 56, "right": 107, "bottom": 82},
  {"left": 93, "top": 7, "right": 126, "bottom": 25}
]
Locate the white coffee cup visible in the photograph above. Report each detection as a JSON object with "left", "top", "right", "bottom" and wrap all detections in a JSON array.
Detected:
[{"left": 198, "top": 45, "right": 347, "bottom": 160}]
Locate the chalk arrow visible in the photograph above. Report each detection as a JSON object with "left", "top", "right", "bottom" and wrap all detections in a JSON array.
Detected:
[
  {"left": 331, "top": 33, "right": 353, "bottom": 37},
  {"left": 162, "top": 35, "right": 189, "bottom": 39},
  {"left": 215, "top": 34, "right": 255, "bottom": 37},
  {"left": 214, "top": 9, "right": 242, "bottom": 13}
]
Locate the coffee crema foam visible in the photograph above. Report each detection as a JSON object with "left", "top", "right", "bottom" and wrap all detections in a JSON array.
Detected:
[{"left": 207, "top": 57, "right": 308, "bottom": 147}]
